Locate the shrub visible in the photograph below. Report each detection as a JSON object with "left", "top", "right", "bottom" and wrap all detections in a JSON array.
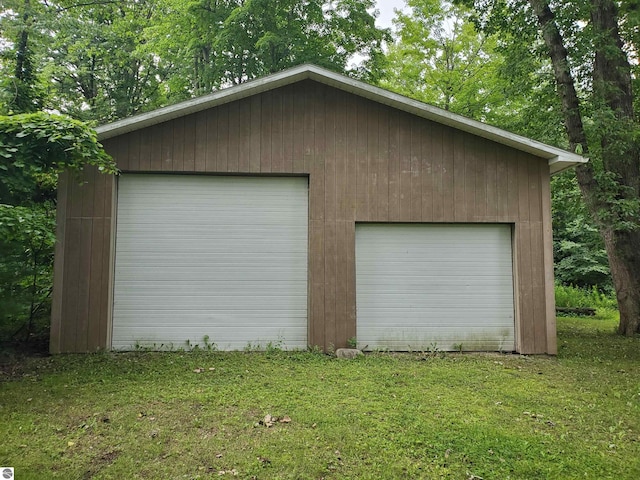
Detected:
[{"left": 555, "top": 284, "right": 617, "bottom": 309}]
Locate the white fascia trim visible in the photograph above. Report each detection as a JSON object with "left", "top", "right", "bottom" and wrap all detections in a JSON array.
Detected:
[{"left": 96, "top": 64, "right": 588, "bottom": 174}]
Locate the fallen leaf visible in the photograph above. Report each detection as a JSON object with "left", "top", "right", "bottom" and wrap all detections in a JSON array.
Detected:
[{"left": 67, "top": 441, "right": 75, "bottom": 447}]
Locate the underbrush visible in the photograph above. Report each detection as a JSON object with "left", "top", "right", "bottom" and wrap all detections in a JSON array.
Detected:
[{"left": 555, "top": 284, "right": 618, "bottom": 320}]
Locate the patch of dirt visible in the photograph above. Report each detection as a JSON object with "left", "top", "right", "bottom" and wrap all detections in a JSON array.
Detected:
[
  {"left": 81, "top": 449, "right": 121, "bottom": 479},
  {"left": 0, "top": 339, "right": 51, "bottom": 380}
]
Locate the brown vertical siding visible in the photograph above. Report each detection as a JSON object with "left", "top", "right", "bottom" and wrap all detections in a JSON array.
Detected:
[
  {"left": 540, "top": 162, "right": 558, "bottom": 354},
  {"left": 51, "top": 168, "right": 114, "bottom": 353},
  {"left": 50, "top": 173, "right": 68, "bottom": 353},
  {"left": 52, "top": 80, "right": 556, "bottom": 354}
]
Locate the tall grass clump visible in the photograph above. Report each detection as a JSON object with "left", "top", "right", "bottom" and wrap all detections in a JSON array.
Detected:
[{"left": 555, "top": 284, "right": 618, "bottom": 319}]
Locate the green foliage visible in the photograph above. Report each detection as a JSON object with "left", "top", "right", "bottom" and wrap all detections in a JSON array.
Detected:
[
  {"left": 2, "top": 0, "right": 389, "bottom": 122},
  {"left": 43, "top": 0, "right": 174, "bottom": 123},
  {"left": 151, "top": 0, "right": 389, "bottom": 95},
  {"left": 0, "top": 112, "right": 116, "bottom": 204},
  {"left": 380, "top": 0, "right": 569, "bottom": 144},
  {"left": 0, "top": 203, "right": 55, "bottom": 342},
  {"left": 382, "top": 0, "right": 505, "bottom": 121},
  {"left": 555, "top": 283, "right": 618, "bottom": 316},
  {"left": 552, "top": 171, "right": 611, "bottom": 289},
  {"left": 0, "top": 0, "right": 47, "bottom": 114}
]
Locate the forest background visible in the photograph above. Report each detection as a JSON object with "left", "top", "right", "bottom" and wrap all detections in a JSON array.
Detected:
[{"left": 1, "top": 0, "right": 637, "bottom": 349}]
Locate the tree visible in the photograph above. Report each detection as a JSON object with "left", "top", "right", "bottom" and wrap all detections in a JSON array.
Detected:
[
  {"left": 0, "top": 0, "right": 46, "bottom": 114},
  {"left": 552, "top": 171, "right": 611, "bottom": 289},
  {"left": 381, "top": 0, "right": 507, "bottom": 121},
  {"left": 152, "top": 0, "right": 390, "bottom": 93},
  {"left": 43, "top": 0, "right": 174, "bottom": 123},
  {"left": 0, "top": 203, "right": 55, "bottom": 344},
  {"left": 462, "top": 0, "right": 640, "bottom": 335},
  {"left": 3, "top": 0, "right": 390, "bottom": 120},
  {"left": 2, "top": 0, "right": 177, "bottom": 123}
]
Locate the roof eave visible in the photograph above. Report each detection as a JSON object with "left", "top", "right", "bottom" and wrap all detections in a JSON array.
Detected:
[{"left": 548, "top": 156, "right": 588, "bottom": 175}]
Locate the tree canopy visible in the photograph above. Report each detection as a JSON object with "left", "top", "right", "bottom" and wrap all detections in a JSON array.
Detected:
[
  {"left": 381, "top": 0, "right": 507, "bottom": 121},
  {"left": 1, "top": 0, "right": 390, "bottom": 123}
]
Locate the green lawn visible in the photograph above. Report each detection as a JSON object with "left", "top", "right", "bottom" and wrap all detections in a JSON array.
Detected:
[{"left": 1, "top": 316, "right": 639, "bottom": 479}]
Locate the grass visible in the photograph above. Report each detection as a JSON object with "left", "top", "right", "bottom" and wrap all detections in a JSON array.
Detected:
[{"left": 1, "top": 317, "right": 639, "bottom": 479}]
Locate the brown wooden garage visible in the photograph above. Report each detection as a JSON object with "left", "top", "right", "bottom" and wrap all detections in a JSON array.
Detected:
[{"left": 50, "top": 64, "right": 586, "bottom": 354}]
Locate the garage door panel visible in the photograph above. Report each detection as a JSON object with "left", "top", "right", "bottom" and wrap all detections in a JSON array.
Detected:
[
  {"left": 113, "top": 297, "right": 307, "bottom": 310},
  {"left": 115, "top": 267, "right": 307, "bottom": 282},
  {"left": 356, "top": 224, "right": 515, "bottom": 352},
  {"left": 112, "top": 175, "right": 308, "bottom": 350},
  {"left": 113, "top": 325, "right": 307, "bottom": 351},
  {"left": 358, "top": 326, "right": 512, "bottom": 351},
  {"left": 114, "top": 313, "right": 307, "bottom": 325},
  {"left": 357, "top": 285, "right": 514, "bottom": 293}
]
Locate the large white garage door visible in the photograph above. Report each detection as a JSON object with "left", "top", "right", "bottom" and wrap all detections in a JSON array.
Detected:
[
  {"left": 356, "top": 224, "right": 515, "bottom": 352},
  {"left": 112, "top": 175, "right": 308, "bottom": 350}
]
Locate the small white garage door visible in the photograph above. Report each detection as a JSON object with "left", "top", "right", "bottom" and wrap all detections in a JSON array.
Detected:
[
  {"left": 112, "top": 175, "right": 308, "bottom": 350},
  {"left": 356, "top": 224, "right": 515, "bottom": 351}
]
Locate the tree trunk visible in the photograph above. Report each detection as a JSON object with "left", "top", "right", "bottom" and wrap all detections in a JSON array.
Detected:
[
  {"left": 602, "top": 229, "right": 640, "bottom": 334},
  {"left": 529, "top": 0, "right": 640, "bottom": 335},
  {"left": 590, "top": 0, "right": 640, "bottom": 335}
]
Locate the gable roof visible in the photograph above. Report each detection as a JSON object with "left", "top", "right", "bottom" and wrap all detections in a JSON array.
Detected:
[{"left": 96, "top": 64, "right": 587, "bottom": 174}]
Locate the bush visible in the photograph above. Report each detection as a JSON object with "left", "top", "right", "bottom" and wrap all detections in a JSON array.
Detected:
[
  {"left": 0, "top": 203, "right": 55, "bottom": 345},
  {"left": 555, "top": 284, "right": 617, "bottom": 310}
]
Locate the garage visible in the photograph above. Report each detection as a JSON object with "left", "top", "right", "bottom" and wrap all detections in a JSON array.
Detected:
[
  {"left": 51, "top": 65, "right": 587, "bottom": 354},
  {"left": 111, "top": 174, "right": 308, "bottom": 350},
  {"left": 356, "top": 224, "right": 515, "bottom": 352}
]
